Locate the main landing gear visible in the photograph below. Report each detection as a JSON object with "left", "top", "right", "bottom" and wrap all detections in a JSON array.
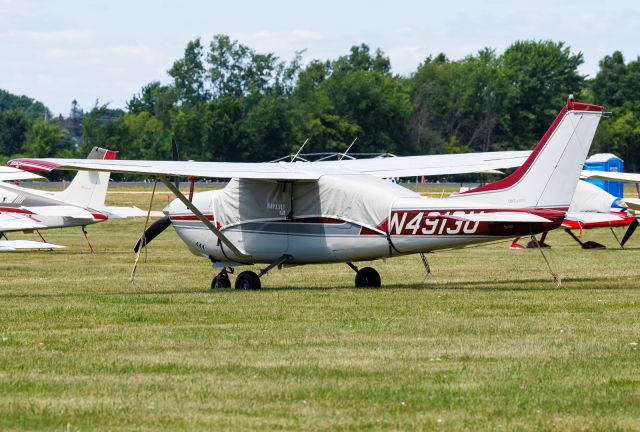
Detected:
[
  {"left": 347, "top": 262, "right": 381, "bottom": 288},
  {"left": 211, "top": 268, "right": 261, "bottom": 290},
  {"left": 211, "top": 255, "right": 292, "bottom": 291}
]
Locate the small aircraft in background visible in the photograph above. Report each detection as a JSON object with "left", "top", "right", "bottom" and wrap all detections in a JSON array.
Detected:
[
  {"left": 10, "top": 97, "right": 603, "bottom": 289},
  {"left": 509, "top": 169, "right": 640, "bottom": 250},
  {"left": 0, "top": 147, "right": 152, "bottom": 252}
]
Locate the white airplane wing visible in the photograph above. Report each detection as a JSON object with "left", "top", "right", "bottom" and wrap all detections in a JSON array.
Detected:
[
  {"left": 581, "top": 170, "right": 640, "bottom": 183},
  {"left": 0, "top": 212, "right": 47, "bottom": 231},
  {"left": 563, "top": 212, "right": 626, "bottom": 224},
  {"left": 618, "top": 198, "right": 640, "bottom": 211},
  {"left": 0, "top": 166, "right": 44, "bottom": 182},
  {"left": 0, "top": 240, "right": 64, "bottom": 251},
  {"left": 8, "top": 150, "right": 531, "bottom": 180}
]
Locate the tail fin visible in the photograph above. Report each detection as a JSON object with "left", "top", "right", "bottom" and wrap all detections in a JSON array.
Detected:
[
  {"left": 54, "top": 147, "right": 117, "bottom": 210},
  {"left": 456, "top": 97, "right": 604, "bottom": 209}
]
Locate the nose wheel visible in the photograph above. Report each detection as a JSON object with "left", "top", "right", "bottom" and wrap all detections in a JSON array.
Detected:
[
  {"left": 211, "top": 268, "right": 232, "bottom": 289},
  {"left": 347, "top": 262, "right": 381, "bottom": 288}
]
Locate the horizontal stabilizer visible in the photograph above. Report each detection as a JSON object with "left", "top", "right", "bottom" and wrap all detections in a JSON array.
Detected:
[
  {"left": 104, "top": 206, "right": 164, "bottom": 219},
  {"left": 0, "top": 213, "right": 47, "bottom": 231},
  {"left": 0, "top": 166, "right": 44, "bottom": 182},
  {"left": 440, "top": 212, "right": 552, "bottom": 223},
  {"left": 564, "top": 212, "right": 625, "bottom": 224},
  {"left": 0, "top": 240, "right": 64, "bottom": 251}
]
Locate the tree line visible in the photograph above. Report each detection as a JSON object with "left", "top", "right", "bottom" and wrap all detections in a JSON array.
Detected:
[{"left": 1, "top": 36, "right": 639, "bottom": 174}]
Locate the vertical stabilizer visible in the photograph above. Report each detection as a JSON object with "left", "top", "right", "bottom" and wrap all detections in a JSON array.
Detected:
[{"left": 54, "top": 147, "right": 117, "bottom": 210}]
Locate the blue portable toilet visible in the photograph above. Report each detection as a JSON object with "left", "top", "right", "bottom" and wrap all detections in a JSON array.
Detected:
[{"left": 583, "top": 153, "right": 624, "bottom": 199}]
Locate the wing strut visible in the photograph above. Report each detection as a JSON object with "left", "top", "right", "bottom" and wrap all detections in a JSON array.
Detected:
[{"left": 157, "top": 175, "right": 252, "bottom": 262}]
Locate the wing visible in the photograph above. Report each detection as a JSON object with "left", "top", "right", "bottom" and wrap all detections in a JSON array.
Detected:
[
  {"left": 0, "top": 240, "right": 64, "bottom": 251},
  {"left": 0, "top": 166, "right": 44, "bottom": 181},
  {"left": 9, "top": 150, "right": 531, "bottom": 180},
  {"left": 619, "top": 198, "right": 640, "bottom": 211},
  {"left": 581, "top": 170, "right": 640, "bottom": 183},
  {"left": 319, "top": 151, "right": 531, "bottom": 178},
  {"left": 0, "top": 212, "right": 47, "bottom": 231}
]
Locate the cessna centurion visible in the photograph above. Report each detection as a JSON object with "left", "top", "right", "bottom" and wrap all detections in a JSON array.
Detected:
[{"left": 10, "top": 98, "right": 603, "bottom": 289}]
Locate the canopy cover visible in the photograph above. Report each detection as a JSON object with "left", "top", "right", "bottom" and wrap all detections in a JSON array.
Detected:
[{"left": 213, "top": 174, "right": 419, "bottom": 230}]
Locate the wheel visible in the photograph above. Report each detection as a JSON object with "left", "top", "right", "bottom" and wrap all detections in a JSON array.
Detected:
[
  {"left": 355, "top": 267, "right": 381, "bottom": 288},
  {"left": 211, "top": 273, "right": 231, "bottom": 289},
  {"left": 234, "top": 271, "right": 261, "bottom": 290}
]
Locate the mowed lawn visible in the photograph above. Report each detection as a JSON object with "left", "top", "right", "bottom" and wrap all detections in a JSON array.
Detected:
[{"left": 1, "top": 186, "right": 639, "bottom": 430}]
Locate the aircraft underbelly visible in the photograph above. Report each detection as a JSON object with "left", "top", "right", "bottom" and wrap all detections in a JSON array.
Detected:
[{"left": 172, "top": 220, "right": 390, "bottom": 263}]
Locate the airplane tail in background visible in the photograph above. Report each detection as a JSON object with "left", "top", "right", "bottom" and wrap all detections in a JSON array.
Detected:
[
  {"left": 454, "top": 97, "right": 604, "bottom": 210},
  {"left": 54, "top": 147, "right": 117, "bottom": 210}
]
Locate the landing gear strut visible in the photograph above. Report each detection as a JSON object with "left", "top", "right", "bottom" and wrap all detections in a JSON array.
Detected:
[{"left": 347, "top": 262, "right": 381, "bottom": 288}]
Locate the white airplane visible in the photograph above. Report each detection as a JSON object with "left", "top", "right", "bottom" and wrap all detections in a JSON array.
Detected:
[
  {"left": 509, "top": 179, "right": 637, "bottom": 249},
  {"left": 10, "top": 97, "right": 603, "bottom": 289},
  {"left": 0, "top": 147, "right": 149, "bottom": 252}
]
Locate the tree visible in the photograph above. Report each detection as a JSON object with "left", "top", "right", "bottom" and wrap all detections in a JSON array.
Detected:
[
  {"left": 25, "top": 120, "right": 67, "bottom": 157},
  {"left": 592, "top": 51, "right": 627, "bottom": 108},
  {"left": 0, "top": 110, "right": 30, "bottom": 155},
  {"left": 500, "top": 40, "right": 585, "bottom": 148},
  {"left": 168, "top": 38, "right": 208, "bottom": 104}
]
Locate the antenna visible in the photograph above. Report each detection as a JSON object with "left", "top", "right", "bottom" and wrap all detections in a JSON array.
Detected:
[
  {"left": 338, "top": 137, "right": 358, "bottom": 161},
  {"left": 290, "top": 138, "right": 309, "bottom": 163}
]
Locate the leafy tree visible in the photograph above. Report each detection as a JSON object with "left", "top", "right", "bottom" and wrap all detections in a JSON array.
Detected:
[
  {"left": 500, "top": 40, "right": 585, "bottom": 148},
  {"left": 168, "top": 38, "right": 208, "bottom": 104},
  {"left": 25, "top": 120, "right": 67, "bottom": 157},
  {"left": 0, "top": 110, "right": 30, "bottom": 155}
]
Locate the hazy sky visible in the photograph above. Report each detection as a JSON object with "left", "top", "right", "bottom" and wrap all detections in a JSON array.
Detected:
[{"left": 1, "top": 0, "right": 639, "bottom": 115}]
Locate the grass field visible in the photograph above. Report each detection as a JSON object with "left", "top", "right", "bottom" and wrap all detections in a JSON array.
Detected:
[{"left": 1, "top": 186, "right": 640, "bottom": 430}]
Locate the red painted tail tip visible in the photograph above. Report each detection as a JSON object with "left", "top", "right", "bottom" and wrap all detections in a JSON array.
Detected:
[
  {"left": 567, "top": 96, "right": 603, "bottom": 113},
  {"left": 103, "top": 149, "right": 118, "bottom": 160}
]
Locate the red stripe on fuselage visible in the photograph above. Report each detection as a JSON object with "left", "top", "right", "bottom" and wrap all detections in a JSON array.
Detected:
[{"left": 380, "top": 208, "right": 566, "bottom": 237}]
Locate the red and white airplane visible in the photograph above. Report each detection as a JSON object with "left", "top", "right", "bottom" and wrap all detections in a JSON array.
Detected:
[
  {"left": 10, "top": 97, "right": 603, "bottom": 289},
  {"left": 1, "top": 147, "right": 149, "bottom": 251}
]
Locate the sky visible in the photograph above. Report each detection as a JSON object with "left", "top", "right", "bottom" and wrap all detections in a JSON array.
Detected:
[{"left": 1, "top": 0, "right": 639, "bottom": 116}]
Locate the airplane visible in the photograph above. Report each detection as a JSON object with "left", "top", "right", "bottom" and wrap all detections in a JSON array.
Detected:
[
  {"left": 0, "top": 147, "right": 151, "bottom": 252},
  {"left": 9, "top": 97, "right": 604, "bottom": 289},
  {"left": 508, "top": 178, "right": 637, "bottom": 249},
  {"left": 0, "top": 167, "right": 67, "bottom": 250}
]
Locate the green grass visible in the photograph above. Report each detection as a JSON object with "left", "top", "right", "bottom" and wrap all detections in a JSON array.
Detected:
[{"left": 1, "top": 188, "right": 639, "bottom": 430}]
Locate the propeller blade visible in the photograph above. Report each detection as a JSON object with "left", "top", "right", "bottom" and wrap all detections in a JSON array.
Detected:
[
  {"left": 621, "top": 218, "right": 639, "bottom": 248},
  {"left": 133, "top": 216, "right": 172, "bottom": 252}
]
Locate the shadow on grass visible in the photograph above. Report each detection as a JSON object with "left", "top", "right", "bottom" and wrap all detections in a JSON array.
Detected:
[{"left": 2, "top": 276, "right": 632, "bottom": 299}]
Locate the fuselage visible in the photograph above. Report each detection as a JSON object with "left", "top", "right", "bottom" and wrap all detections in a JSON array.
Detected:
[
  {"left": 0, "top": 182, "right": 107, "bottom": 233},
  {"left": 167, "top": 188, "right": 565, "bottom": 265}
]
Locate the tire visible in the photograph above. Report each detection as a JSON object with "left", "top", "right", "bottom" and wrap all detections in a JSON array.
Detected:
[
  {"left": 234, "top": 271, "right": 261, "bottom": 290},
  {"left": 355, "top": 267, "right": 381, "bottom": 288},
  {"left": 211, "top": 273, "right": 231, "bottom": 289}
]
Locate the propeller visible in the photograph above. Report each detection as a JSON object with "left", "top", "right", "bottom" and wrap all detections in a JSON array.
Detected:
[
  {"left": 133, "top": 215, "right": 172, "bottom": 252},
  {"left": 620, "top": 218, "right": 639, "bottom": 248},
  {"left": 133, "top": 138, "right": 185, "bottom": 252}
]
